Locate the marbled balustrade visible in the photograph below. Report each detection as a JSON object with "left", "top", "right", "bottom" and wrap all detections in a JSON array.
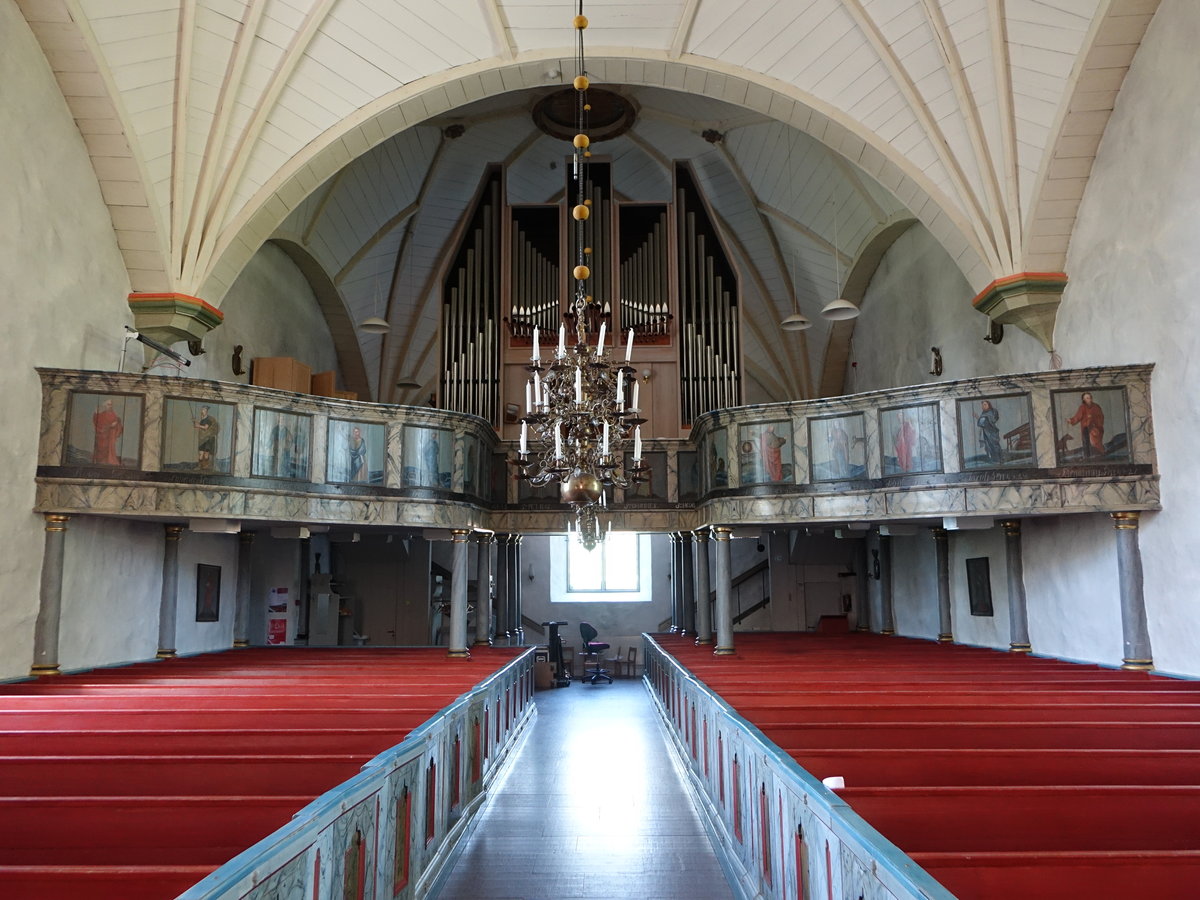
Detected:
[{"left": 35, "top": 365, "right": 1159, "bottom": 533}]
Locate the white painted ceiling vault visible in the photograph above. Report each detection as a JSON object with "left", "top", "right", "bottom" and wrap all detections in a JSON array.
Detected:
[{"left": 16, "top": 0, "right": 1159, "bottom": 402}]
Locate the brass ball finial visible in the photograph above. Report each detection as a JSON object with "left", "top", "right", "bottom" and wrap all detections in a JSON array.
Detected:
[
  {"left": 573, "top": 133, "right": 590, "bottom": 149},
  {"left": 573, "top": 264, "right": 591, "bottom": 280},
  {"left": 574, "top": 75, "right": 589, "bottom": 91},
  {"left": 572, "top": 204, "right": 590, "bottom": 220},
  {"left": 573, "top": 14, "right": 588, "bottom": 29}
]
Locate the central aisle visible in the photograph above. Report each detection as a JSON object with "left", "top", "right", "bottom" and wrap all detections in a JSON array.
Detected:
[{"left": 435, "top": 678, "right": 735, "bottom": 899}]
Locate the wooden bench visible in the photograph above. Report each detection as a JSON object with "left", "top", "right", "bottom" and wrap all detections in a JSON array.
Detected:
[{"left": 0, "top": 754, "right": 365, "bottom": 796}]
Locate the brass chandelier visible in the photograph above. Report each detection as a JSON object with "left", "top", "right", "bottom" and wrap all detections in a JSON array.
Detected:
[{"left": 511, "top": 2, "right": 649, "bottom": 550}]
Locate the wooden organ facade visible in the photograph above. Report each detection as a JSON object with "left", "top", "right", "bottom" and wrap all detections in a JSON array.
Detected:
[{"left": 440, "top": 161, "right": 740, "bottom": 437}]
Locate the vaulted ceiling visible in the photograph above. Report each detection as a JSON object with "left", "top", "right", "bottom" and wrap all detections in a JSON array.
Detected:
[{"left": 16, "top": 0, "right": 1159, "bottom": 401}]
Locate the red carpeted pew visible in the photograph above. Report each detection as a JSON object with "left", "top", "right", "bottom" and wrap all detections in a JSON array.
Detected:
[
  {"left": 0, "top": 646, "right": 523, "bottom": 900},
  {"left": 655, "top": 632, "right": 1200, "bottom": 900}
]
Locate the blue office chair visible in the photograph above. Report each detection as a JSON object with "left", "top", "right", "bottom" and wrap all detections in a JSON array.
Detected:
[{"left": 579, "top": 622, "right": 613, "bottom": 685}]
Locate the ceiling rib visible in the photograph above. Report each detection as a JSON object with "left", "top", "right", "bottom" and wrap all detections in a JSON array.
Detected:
[
  {"left": 840, "top": 0, "right": 1002, "bottom": 275},
  {"left": 169, "top": 0, "right": 196, "bottom": 281},
  {"left": 918, "top": 0, "right": 1012, "bottom": 270},
  {"left": 987, "top": 0, "right": 1022, "bottom": 261},
  {"left": 195, "top": 0, "right": 341, "bottom": 285},
  {"left": 179, "top": 0, "right": 270, "bottom": 289}
]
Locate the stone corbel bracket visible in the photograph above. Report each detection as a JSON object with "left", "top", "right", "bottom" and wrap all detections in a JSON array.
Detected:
[
  {"left": 128, "top": 292, "right": 224, "bottom": 346},
  {"left": 972, "top": 272, "right": 1068, "bottom": 353}
]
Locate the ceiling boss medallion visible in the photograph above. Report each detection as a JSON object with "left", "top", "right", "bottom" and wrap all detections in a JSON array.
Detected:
[{"left": 510, "top": 2, "right": 650, "bottom": 551}]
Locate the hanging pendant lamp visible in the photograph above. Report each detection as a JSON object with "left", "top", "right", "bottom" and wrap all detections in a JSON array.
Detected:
[{"left": 821, "top": 199, "right": 859, "bottom": 321}]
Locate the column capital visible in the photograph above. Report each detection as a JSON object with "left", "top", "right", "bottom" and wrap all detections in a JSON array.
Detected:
[
  {"left": 692, "top": 529, "right": 710, "bottom": 544},
  {"left": 450, "top": 528, "right": 471, "bottom": 541},
  {"left": 713, "top": 526, "right": 733, "bottom": 541},
  {"left": 999, "top": 519, "right": 1021, "bottom": 536},
  {"left": 164, "top": 524, "right": 185, "bottom": 540},
  {"left": 239, "top": 531, "right": 255, "bottom": 545},
  {"left": 677, "top": 531, "right": 693, "bottom": 544},
  {"left": 44, "top": 514, "right": 70, "bottom": 532},
  {"left": 1111, "top": 511, "right": 1141, "bottom": 530},
  {"left": 931, "top": 527, "right": 948, "bottom": 542}
]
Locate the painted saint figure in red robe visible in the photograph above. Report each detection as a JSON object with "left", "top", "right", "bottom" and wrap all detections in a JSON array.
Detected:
[
  {"left": 92, "top": 398, "right": 124, "bottom": 465},
  {"left": 1067, "top": 391, "right": 1105, "bottom": 459}
]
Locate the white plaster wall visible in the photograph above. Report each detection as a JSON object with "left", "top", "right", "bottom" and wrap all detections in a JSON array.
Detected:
[
  {"left": 0, "top": 6, "right": 137, "bottom": 680},
  {"left": 176, "top": 532, "right": 239, "bottom": 654},
  {"left": 58, "top": 519, "right": 163, "bottom": 671},
  {"left": 888, "top": 534, "right": 939, "bottom": 640},
  {"left": 947, "top": 529, "right": 1009, "bottom": 650},
  {"left": 1022, "top": 515, "right": 1124, "bottom": 665},
  {"left": 520, "top": 533, "right": 672, "bottom": 652},
  {"left": 847, "top": 224, "right": 1045, "bottom": 394},
  {"left": 1051, "top": 0, "right": 1199, "bottom": 675},
  {"left": 163, "top": 243, "right": 338, "bottom": 385},
  {"left": 250, "top": 537, "right": 303, "bottom": 645}
]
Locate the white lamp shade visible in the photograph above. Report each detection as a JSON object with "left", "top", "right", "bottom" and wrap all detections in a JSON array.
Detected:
[
  {"left": 780, "top": 313, "right": 812, "bottom": 331},
  {"left": 820, "top": 298, "right": 859, "bottom": 321},
  {"left": 359, "top": 316, "right": 390, "bottom": 334}
]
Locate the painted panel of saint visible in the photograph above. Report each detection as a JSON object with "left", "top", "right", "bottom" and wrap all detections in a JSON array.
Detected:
[
  {"left": 252, "top": 408, "right": 311, "bottom": 479},
  {"left": 880, "top": 404, "right": 942, "bottom": 476},
  {"left": 462, "top": 435, "right": 484, "bottom": 497},
  {"left": 1051, "top": 387, "right": 1130, "bottom": 466},
  {"left": 738, "top": 421, "right": 792, "bottom": 485},
  {"left": 622, "top": 451, "right": 667, "bottom": 502},
  {"left": 402, "top": 426, "right": 453, "bottom": 489},
  {"left": 809, "top": 413, "right": 866, "bottom": 482},
  {"left": 327, "top": 419, "right": 385, "bottom": 485},
  {"left": 957, "top": 394, "right": 1034, "bottom": 470},
  {"left": 163, "top": 399, "right": 234, "bottom": 473},
  {"left": 678, "top": 450, "right": 699, "bottom": 502},
  {"left": 66, "top": 392, "right": 143, "bottom": 468},
  {"left": 702, "top": 428, "right": 729, "bottom": 492}
]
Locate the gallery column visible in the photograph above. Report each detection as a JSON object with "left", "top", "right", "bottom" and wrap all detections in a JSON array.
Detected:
[
  {"left": 668, "top": 533, "right": 682, "bottom": 631},
  {"left": 31, "top": 514, "right": 69, "bottom": 676},
  {"left": 1112, "top": 512, "right": 1154, "bottom": 670},
  {"left": 878, "top": 534, "right": 895, "bottom": 635},
  {"left": 679, "top": 532, "right": 696, "bottom": 635},
  {"left": 233, "top": 531, "right": 254, "bottom": 648},
  {"left": 693, "top": 530, "right": 712, "bottom": 645},
  {"left": 494, "top": 534, "right": 511, "bottom": 640},
  {"left": 157, "top": 524, "right": 184, "bottom": 659},
  {"left": 447, "top": 529, "right": 471, "bottom": 658},
  {"left": 855, "top": 540, "right": 870, "bottom": 632},
  {"left": 713, "top": 526, "right": 735, "bottom": 656},
  {"left": 511, "top": 535, "right": 524, "bottom": 644},
  {"left": 999, "top": 520, "right": 1031, "bottom": 653},
  {"left": 932, "top": 527, "right": 953, "bottom": 642},
  {"left": 474, "top": 534, "right": 493, "bottom": 646}
]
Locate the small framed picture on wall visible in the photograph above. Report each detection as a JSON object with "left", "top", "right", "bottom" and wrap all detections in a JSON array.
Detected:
[{"left": 195, "top": 564, "right": 221, "bottom": 622}]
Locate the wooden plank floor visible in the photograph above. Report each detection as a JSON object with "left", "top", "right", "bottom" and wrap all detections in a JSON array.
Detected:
[{"left": 435, "top": 678, "right": 734, "bottom": 899}]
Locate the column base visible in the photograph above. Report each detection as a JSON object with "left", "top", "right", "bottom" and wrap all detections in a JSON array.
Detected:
[
  {"left": 156, "top": 649, "right": 177, "bottom": 659},
  {"left": 714, "top": 646, "right": 735, "bottom": 656},
  {"left": 880, "top": 629, "right": 895, "bottom": 636},
  {"left": 937, "top": 633, "right": 954, "bottom": 643},
  {"left": 694, "top": 636, "right": 714, "bottom": 646},
  {"left": 29, "top": 664, "right": 61, "bottom": 676},
  {"left": 447, "top": 648, "right": 472, "bottom": 659},
  {"left": 1009, "top": 642, "right": 1032, "bottom": 654},
  {"left": 855, "top": 625, "right": 870, "bottom": 632},
  {"left": 232, "top": 640, "right": 250, "bottom": 648},
  {"left": 472, "top": 639, "right": 492, "bottom": 647},
  {"left": 1121, "top": 658, "right": 1154, "bottom": 671}
]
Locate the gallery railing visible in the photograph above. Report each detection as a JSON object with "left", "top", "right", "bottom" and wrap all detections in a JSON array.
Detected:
[
  {"left": 178, "top": 649, "right": 535, "bottom": 900},
  {"left": 643, "top": 635, "right": 956, "bottom": 900},
  {"left": 35, "top": 364, "right": 1158, "bottom": 530}
]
